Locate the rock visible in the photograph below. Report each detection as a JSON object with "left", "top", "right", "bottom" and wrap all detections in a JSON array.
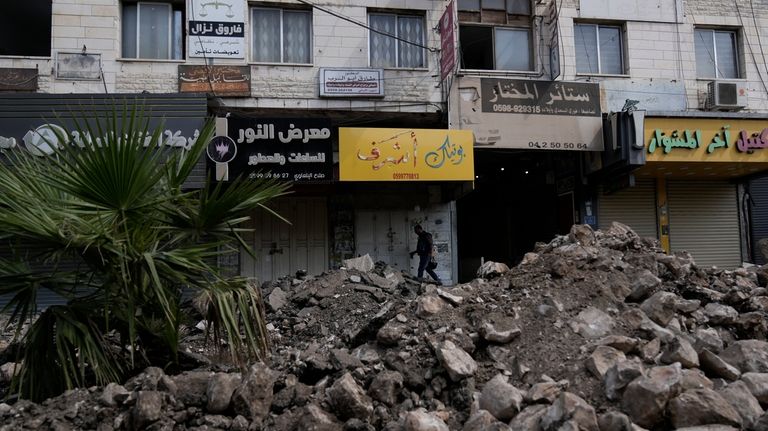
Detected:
[
  {"left": 377, "top": 320, "right": 408, "bottom": 346},
  {"left": 352, "top": 344, "right": 380, "bottom": 364},
  {"left": 368, "top": 370, "right": 403, "bottom": 407},
  {"left": 700, "top": 349, "right": 741, "bottom": 381},
  {"left": 660, "top": 337, "right": 699, "bottom": 368},
  {"left": 640, "top": 291, "right": 679, "bottom": 326},
  {"left": 100, "top": 383, "right": 129, "bottom": 407},
  {"left": 693, "top": 328, "right": 724, "bottom": 354},
  {"left": 479, "top": 322, "right": 521, "bottom": 344},
  {"left": 586, "top": 346, "right": 626, "bottom": 379},
  {"left": 330, "top": 349, "right": 364, "bottom": 370},
  {"left": 463, "top": 410, "right": 511, "bottom": 431},
  {"left": 753, "top": 412, "right": 768, "bottom": 431},
  {"left": 509, "top": 405, "right": 547, "bottom": 431},
  {"left": 640, "top": 338, "right": 662, "bottom": 363},
  {"left": 170, "top": 371, "right": 212, "bottom": 406},
  {"left": 437, "top": 288, "right": 463, "bottom": 306},
  {"left": 621, "top": 363, "right": 683, "bottom": 428},
  {"left": 682, "top": 369, "right": 714, "bottom": 390},
  {"left": 206, "top": 372, "right": 241, "bottom": 414},
  {"left": 349, "top": 274, "right": 362, "bottom": 283},
  {"left": 232, "top": 362, "right": 275, "bottom": 425},
  {"left": 343, "top": 255, "right": 374, "bottom": 273},
  {"left": 540, "top": 392, "right": 598, "bottom": 431},
  {"left": 718, "top": 381, "right": 765, "bottom": 428},
  {"left": 132, "top": 391, "right": 164, "bottom": 430},
  {"left": 525, "top": 382, "right": 563, "bottom": 404},
  {"left": 403, "top": 409, "right": 450, "bottom": 431},
  {"left": 416, "top": 295, "right": 450, "bottom": 317},
  {"left": 604, "top": 360, "right": 644, "bottom": 401},
  {"left": 703, "top": 303, "right": 739, "bottom": 325},
  {"left": 627, "top": 269, "right": 662, "bottom": 302},
  {"left": 368, "top": 273, "right": 398, "bottom": 290},
  {"left": 569, "top": 224, "right": 596, "bottom": 246},
  {"left": 594, "top": 335, "right": 640, "bottom": 354},
  {"left": 597, "top": 411, "right": 634, "bottom": 431},
  {"left": 676, "top": 298, "right": 702, "bottom": 314},
  {"left": 434, "top": 340, "right": 477, "bottom": 381},
  {"left": 298, "top": 404, "right": 343, "bottom": 431},
  {"left": 477, "top": 261, "right": 510, "bottom": 279},
  {"left": 0, "top": 362, "right": 20, "bottom": 384},
  {"left": 570, "top": 307, "right": 615, "bottom": 339},
  {"left": 719, "top": 340, "right": 768, "bottom": 373},
  {"left": 479, "top": 374, "right": 524, "bottom": 421},
  {"left": 267, "top": 287, "right": 288, "bottom": 312},
  {"left": 741, "top": 373, "right": 768, "bottom": 403},
  {"left": 326, "top": 373, "right": 373, "bottom": 421},
  {"left": 668, "top": 389, "right": 742, "bottom": 429}
]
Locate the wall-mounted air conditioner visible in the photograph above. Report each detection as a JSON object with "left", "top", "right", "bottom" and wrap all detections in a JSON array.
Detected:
[{"left": 705, "top": 81, "right": 747, "bottom": 111}]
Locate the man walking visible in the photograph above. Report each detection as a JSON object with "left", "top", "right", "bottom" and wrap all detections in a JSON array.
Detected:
[{"left": 409, "top": 224, "right": 441, "bottom": 284}]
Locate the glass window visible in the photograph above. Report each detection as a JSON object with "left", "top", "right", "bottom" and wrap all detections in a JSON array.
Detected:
[
  {"left": 122, "top": 2, "right": 183, "bottom": 60},
  {"left": 460, "top": 25, "right": 532, "bottom": 71},
  {"left": 1, "top": 0, "right": 52, "bottom": 56},
  {"left": 695, "top": 29, "right": 739, "bottom": 79},
  {"left": 574, "top": 24, "right": 623, "bottom": 74},
  {"left": 458, "top": 0, "right": 481, "bottom": 11},
  {"left": 369, "top": 13, "right": 425, "bottom": 68},
  {"left": 458, "top": 0, "right": 529, "bottom": 14},
  {"left": 252, "top": 8, "right": 312, "bottom": 64}
]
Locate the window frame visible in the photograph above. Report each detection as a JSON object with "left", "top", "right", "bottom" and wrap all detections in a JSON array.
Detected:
[
  {"left": 367, "top": 12, "right": 427, "bottom": 69},
  {"left": 694, "top": 27, "right": 741, "bottom": 80},
  {"left": 121, "top": 1, "right": 184, "bottom": 61},
  {"left": 573, "top": 23, "right": 625, "bottom": 76},
  {"left": 250, "top": 6, "right": 313, "bottom": 65},
  {"left": 458, "top": 23, "right": 534, "bottom": 72}
]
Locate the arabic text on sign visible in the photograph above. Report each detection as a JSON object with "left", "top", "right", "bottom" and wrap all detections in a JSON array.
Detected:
[{"left": 236, "top": 124, "right": 331, "bottom": 144}]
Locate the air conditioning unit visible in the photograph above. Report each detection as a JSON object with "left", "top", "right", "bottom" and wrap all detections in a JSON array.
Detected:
[{"left": 706, "top": 81, "right": 747, "bottom": 110}]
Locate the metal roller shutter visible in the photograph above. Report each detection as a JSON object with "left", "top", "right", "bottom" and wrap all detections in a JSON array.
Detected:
[
  {"left": 598, "top": 179, "right": 658, "bottom": 240},
  {"left": 749, "top": 175, "right": 768, "bottom": 265},
  {"left": 668, "top": 181, "right": 741, "bottom": 269}
]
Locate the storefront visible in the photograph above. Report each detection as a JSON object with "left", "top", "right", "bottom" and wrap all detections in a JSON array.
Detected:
[
  {"left": 449, "top": 77, "right": 604, "bottom": 278},
  {"left": 0, "top": 93, "right": 209, "bottom": 309},
  {"left": 338, "top": 127, "right": 474, "bottom": 285},
  {"left": 597, "top": 113, "right": 768, "bottom": 268}
]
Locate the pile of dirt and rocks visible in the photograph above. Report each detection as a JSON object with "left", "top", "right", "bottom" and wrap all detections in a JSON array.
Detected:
[{"left": 1, "top": 222, "right": 768, "bottom": 431}]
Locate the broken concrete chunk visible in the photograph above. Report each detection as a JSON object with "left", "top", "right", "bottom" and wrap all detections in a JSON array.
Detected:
[{"left": 478, "top": 374, "right": 524, "bottom": 421}]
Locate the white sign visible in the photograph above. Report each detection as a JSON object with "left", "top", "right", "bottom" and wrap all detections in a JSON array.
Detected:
[
  {"left": 319, "top": 68, "right": 385, "bottom": 97},
  {"left": 188, "top": 0, "right": 245, "bottom": 59}
]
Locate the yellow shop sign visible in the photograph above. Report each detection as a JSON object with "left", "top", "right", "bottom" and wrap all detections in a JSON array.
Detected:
[
  {"left": 339, "top": 128, "right": 474, "bottom": 181},
  {"left": 645, "top": 118, "right": 768, "bottom": 162}
]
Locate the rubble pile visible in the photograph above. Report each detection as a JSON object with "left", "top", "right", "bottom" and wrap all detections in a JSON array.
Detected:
[{"left": 2, "top": 223, "right": 768, "bottom": 430}]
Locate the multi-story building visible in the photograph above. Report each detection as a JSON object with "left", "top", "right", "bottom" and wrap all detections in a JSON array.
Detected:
[{"left": 447, "top": 0, "right": 768, "bottom": 272}]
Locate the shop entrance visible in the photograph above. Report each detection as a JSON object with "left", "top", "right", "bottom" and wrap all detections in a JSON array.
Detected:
[{"left": 457, "top": 150, "right": 580, "bottom": 281}]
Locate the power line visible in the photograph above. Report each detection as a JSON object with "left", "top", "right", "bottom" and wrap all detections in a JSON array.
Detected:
[{"left": 293, "top": 0, "right": 438, "bottom": 53}]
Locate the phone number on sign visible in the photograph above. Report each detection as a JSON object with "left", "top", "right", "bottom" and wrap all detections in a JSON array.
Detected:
[
  {"left": 491, "top": 104, "right": 542, "bottom": 113},
  {"left": 528, "top": 141, "right": 589, "bottom": 150}
]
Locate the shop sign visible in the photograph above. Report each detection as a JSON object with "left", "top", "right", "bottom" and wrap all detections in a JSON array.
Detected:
[
  {"left": 339, "top": 128, "right": 474, "bottom": 181},
  {"left": 0, "top": 68, "right": 37, "bottom": 91},
  {"left": 439, "top": 1, "right": 455, "bottom": 81},
  {"left": 319, "top": 68, "right": 384, "bottom": 97},
  {"left": 457, "top": 77, "right": 603, "bottom": 151},
  {"left": 188, "top": 0, "right": 245, "bottom": 59},
  {"left": 645, "top": 118, "right": 768, "bottom": 162},
  {"left": 214, "top": 117, "right": 333, "bottom": 182},
  {"left": 178, "top": 65, "right": 250, "bottom": 97}
]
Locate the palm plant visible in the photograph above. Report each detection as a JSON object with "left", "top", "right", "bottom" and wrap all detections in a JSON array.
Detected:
[{"left": 0, "top": 105, "right": 290, "bottom": 401}]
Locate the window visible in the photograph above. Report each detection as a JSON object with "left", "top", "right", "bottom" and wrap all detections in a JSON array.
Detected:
[
  {"left": 122, "top": 2, "right": 184, "bottom": 60},
  {"left": 574, "top": 24, "right": 624, "bottom": 75},
  {"left": 369, "top": 13, "right": 425, "bottom": 68},
  {"left": 695, "top": 29, "right": 739, "bottom": 79},
  {"left": 0, "top": 0, "right": 51, "bottom": 56},
  {"left": 457, "top": 0, "right": 533, "bottom": 71},
  {"left": 251, "top": 7, "right": 312, "bottom": 64}
]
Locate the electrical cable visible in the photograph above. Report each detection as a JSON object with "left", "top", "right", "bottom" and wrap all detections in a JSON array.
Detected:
[
  {"left": 750, "top": 0, "right": 768, "bottom": 76},
  {"left": 293, "top": 0, "right": 438, "bottom": 53},
  {"left": 735, "top": 0, "right": 768, "bottom": 96}
]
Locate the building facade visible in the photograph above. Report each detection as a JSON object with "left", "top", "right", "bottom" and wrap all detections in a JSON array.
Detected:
[{"left": 2, "top": 0, "right": 768, "bottom": 290}]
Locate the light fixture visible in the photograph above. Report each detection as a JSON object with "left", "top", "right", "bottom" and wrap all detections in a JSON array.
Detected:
[
  {"left": 500, "top": 167, "right": 505, "bottom": 171},
  {"left": 524, "top": 170, "right": 529, "bottom": 175}
]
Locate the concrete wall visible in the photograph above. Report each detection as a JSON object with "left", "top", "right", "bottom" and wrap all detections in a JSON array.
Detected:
[{"left": 0, "top": 0, "right": 443, "bottom": 113}]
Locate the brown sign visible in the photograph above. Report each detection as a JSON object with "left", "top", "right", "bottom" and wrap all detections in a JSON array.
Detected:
[
  {"left": 178, "top": 65, "right": 250, "bottom": 97},
  {"left": 0, "top": 68, "right": 38, "bottom": 91}
]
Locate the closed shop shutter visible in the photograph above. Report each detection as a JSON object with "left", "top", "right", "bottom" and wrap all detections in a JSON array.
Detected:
[
  {"left": 668, "top": 181, "right": 741, "bottom": 269},
  {"left": 598, "top": 179, "right": 658, "bottom": 240},
  {"left": 749, "top": 175, "right": 768, "bottom": 265}
]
